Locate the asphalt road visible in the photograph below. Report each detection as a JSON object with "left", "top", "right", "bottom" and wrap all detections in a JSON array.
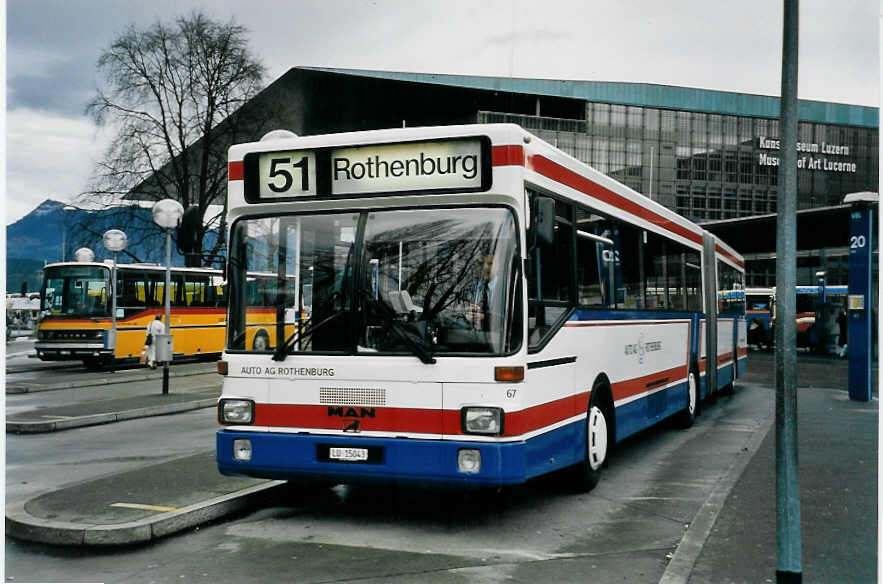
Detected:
[{"left": 5, "top": 370, "right": 772, "bottom": 583}]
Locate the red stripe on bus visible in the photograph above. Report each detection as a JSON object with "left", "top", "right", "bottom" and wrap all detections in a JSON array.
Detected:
[
  {"left": 527, "top": 154, "right": 704, "bottom": 246},
  {"left": 503, "top": 393, "right": 587, "bottom": 436},
  {"left": 255, "top": 404, "right": 444, "bottom": 434},
  {"left": 492, "top": 145, "right": 525, "bottom": 167},
  {"left": 229, "top": 161, "right": 244, "bottom": 181},
  {"left": 254, "top": 392, "right": 591, "bottom": 438},
  {"left": 611, "top": 365, "right": 687, "bottom": 402},
  {"left": 119, "top": 307, "right": 226, "bottom": 322},
  {"left": 715, "top": 244, "right": 745, "bottom": 269}
]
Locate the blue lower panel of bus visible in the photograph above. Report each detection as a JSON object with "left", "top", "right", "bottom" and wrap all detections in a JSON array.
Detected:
[
  {"left": 217, "top": 422, "right": 586, "bottom": 488},
  {"left": 612, "top": 380, "right": 690, "bottom": 442},
  {"left": 737, "top": 356, "right": 747, "bottom": 377}
]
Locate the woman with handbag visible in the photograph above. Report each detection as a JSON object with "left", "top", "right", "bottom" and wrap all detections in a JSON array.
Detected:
[{"left": 145, "top": 315, "right": 165, "bottom": 369}]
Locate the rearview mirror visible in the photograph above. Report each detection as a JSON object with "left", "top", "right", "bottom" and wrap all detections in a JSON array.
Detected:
[{"left": 529, "top": 196, "right": 556, "bottom": 249}]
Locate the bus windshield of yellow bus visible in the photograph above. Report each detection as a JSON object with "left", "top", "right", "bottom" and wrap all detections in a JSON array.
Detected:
[{"left": 41, "top": 265, "right": 110, "bottom": 317}]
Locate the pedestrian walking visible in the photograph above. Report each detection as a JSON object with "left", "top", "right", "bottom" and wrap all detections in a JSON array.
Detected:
[
  {"left": 145, "top": 315, "right": 165, "bottom": 369},
  {"left": 837, "top": 308, "right": 848, "bottom": 357}
]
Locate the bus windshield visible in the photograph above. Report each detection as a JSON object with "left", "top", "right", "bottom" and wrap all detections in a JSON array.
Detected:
[
  {"left": 40, "top": 265, "right": 110, "bottom": 318},
  {"left": 227, "top": 207, "right": 521, "bottom": 357}
]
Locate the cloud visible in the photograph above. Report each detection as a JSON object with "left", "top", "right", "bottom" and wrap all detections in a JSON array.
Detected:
[
  {"left": 6, "top": 109, "right": 111, "bottom": 223},
  {"left": 7, "top": 58, "right": 96, "bottom": 116}
]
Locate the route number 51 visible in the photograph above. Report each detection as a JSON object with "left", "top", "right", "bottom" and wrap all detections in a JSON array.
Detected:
[{"left": 258, "top": 150, "right": 316, "bottom": 197}]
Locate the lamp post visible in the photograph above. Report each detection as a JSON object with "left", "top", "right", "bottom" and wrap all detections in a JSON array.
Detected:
[
  {"left": 61, "top": 205, "right": 77, "bottom": 261},
  {"left": 152, "top": 199, "right": 184, "bottom": 395},
  {"left": 102, "top": 229, "right": 127, "bottom": 372}
]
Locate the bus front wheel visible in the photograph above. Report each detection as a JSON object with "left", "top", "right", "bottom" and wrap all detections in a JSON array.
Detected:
[
  {"left": 569, "top": 380, "right": 612, "bottom": 493},
  {"left": 83, "top": 356, "right": 107, "bottom": 371}
]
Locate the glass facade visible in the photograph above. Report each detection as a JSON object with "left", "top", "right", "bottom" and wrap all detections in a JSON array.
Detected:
[{"left": 478, "top": 107, "right": 878, "bottom": 224}]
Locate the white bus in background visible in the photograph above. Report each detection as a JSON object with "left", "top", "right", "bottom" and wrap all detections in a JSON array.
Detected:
[{"left": 216, "top": 123, "right": 746, "bottom": 491}]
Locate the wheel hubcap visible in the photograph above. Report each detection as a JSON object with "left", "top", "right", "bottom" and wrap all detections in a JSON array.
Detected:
[
  {"left": 688, "top": 372, "right": 697, "bottom": 415},
  {"left": 588, "top": 405, "right": 608, "bottom": 470}
]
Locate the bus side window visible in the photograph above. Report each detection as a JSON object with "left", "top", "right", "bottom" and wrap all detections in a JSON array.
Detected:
[
  {"left": 717, "top": 260, "right": 745, "bottom": 315},
  {"left": 574, "top": 208, "right": 606, "bottom": 307},
  {"left": 186, "top": 275, "right": 210, "bottom": 307},
  {"left": 527, "top": 193, "right": 573, "bottom": 348},
  {"left": 643, "top": 231, "right": 667, "bottom": 310},
  {"left": 684, "top": 250, "right": 702, "bottom": 311},
  {"left": 617, "top": 223, "right": 643, "bottom": 310}
]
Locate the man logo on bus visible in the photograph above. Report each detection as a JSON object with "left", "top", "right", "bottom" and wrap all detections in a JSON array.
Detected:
[{"left": 624, "top": 333, "right": 662, "bottom": 365}]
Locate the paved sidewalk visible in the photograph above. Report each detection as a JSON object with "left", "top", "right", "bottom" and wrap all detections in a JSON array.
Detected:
[
  {"left": 6, "top": 451, "right": 285, "bottom": 546},
  {"left": 5, "top": 365, "right": 283, "bottom": 545},
  {"left": 6, "top": 364, "right": 221, "bottom": 433},
  {"left": 679, "top": 352, "right": 878, "bottom": 584}
]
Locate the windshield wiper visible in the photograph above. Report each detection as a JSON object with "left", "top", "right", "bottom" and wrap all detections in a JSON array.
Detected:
[
  {"left": 359, "top": 288, "right": 436, "bottom": 365},
  {"left": 272, "top": 310, "right": 345, "bottom": 361}
]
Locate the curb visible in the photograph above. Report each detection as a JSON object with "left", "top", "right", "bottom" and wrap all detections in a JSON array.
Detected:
[
  {"left": 5, "top": 480, "right": 286, "bottom": 546},
  {"left": 6, "top": 368, "right": 217, "bottom": 394},
  {"left": 658, "top": 389, "right": 774, "bottom": 584},
  {"left": 6, "top": 397, "right": 219, "bottom": 434}
]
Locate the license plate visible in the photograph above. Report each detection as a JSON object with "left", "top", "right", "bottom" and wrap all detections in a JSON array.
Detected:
[{"left": 329, "top": 447, "right": 368, "bottom": 462}]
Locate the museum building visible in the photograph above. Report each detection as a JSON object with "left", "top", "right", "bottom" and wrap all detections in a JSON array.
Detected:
[{"left": 234, "top": 66, "right": 880, "bottom": 286}]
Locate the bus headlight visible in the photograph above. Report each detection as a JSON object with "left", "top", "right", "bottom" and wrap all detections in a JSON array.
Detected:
[
  {"left": 219, "top": 399, "right": 254, "bottom": 425},
  {"left": 461, "top": 407, "right": 503, "bottom": 435}
]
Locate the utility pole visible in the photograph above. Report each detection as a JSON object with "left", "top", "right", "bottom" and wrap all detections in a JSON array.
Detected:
[{"left": 776, "top": 0, "right": 801, "bottom": 582}]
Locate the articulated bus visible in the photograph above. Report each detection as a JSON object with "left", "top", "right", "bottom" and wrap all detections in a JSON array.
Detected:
[
  {"left": 216, "top": 124, "right": 746, "bottom": 491},
  {"left": 36, "top": 261, "right": 287, "bottom": 368}
]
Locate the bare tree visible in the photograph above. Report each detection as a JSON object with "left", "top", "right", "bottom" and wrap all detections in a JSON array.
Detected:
[{"left": 83, "top": 11, "right": 268, "bottom": 265}]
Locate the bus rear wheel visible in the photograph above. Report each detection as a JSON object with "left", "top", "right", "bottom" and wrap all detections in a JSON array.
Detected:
[{"left": 675, "top": 366, "right": 699, "bottom": 428}]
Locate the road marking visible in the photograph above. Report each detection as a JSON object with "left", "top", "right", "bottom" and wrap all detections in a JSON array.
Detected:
[
  {"left": 40, "top": 415, "right": 75, "bottom": 420},
  {"left": 110, "top": 502, "right": 183, "bottom": 513}
]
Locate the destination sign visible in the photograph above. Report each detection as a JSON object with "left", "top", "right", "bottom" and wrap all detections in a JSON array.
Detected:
[
  {"left": 245, "top": 137, "right": 489, "bottom": 201},
  {"left": 330, "top": 139, "right": 483, "bottom": 195}
]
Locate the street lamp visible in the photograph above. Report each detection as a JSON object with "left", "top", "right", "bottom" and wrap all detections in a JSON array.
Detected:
[
  {"left": 152, "top": 199, "right": 184, "bottom": 395},
  {"left": 74, "top": 248, "right": 95, "bottom": 262},
  {"left": 102, "top": 229, "right": 127, "bottom": 372}
]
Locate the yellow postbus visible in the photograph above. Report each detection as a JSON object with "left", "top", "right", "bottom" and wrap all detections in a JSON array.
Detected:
[
  {"left": 36, "top": 260, "right": 298, "bottom": 369},
  {"left": 36, "top": 261, "right": 228, "bottom": 369}
]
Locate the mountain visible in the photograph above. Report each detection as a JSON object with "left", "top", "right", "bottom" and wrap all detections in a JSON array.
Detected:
[{"left": 6, "top": 200, "right": 221, "bottom": 294}]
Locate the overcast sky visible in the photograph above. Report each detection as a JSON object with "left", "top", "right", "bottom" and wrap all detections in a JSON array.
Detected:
[{"left": 4, "top": 0, "right": 881, "bottom": 224}]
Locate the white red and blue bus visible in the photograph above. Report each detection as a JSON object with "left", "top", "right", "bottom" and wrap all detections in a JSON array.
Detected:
[
  {"left": 769, "top": 284, "right": 849, "bottom": 351},
  {"left": 216, "top": 124, "right": 746, "bottom": 490}
]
